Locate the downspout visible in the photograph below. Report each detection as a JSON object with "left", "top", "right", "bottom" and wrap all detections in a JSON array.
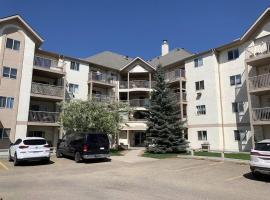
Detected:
[{"left": 214, "top": 49, "right": 226, "bottom": 158}]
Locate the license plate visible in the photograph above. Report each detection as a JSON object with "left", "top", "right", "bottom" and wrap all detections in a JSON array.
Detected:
[{"left": 100, "top": 147, "right": 104, "bottom": 150}]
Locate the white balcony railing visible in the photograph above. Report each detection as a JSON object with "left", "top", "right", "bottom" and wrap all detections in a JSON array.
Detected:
[
  {"left": 28, "top": 111, "right": 60, "bottom": 123},
  {"left": 91, "top": 94, "right": 115, "bottom": 102},
  {"left": 165, "top": 69, "right": 185, "bottom": 82},
  {"left": 31, "top": 82, "right": 64, "bottom": 97},
  {"left": 120, "top": 99, "right": 150, "bottom": 107},
  {"left": 34, "top": 56, "right": 65, "bottom": 72},
  {"left": 249, "top": 73, "right": 270, "bottom": 91},
  {"left": 89, "top": 72, "right": 116, "bottom": 85},
  {"left": 175, "top": 92, "right": 187, "bottom": 102},
  {"left": 252, "top": 107, "right": 270, "bottom": 121},
  {"left": 245, "top": 42, "right": 270, "bottom": 59},
  {"left": 119, "top": 81, "right": 156, "bottom": 89}
]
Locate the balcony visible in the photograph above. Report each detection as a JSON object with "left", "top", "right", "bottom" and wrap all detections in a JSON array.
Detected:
[
  {"left": 120, "top": 99, "right": 150, "bottom": 108},
  {"left": 119, "top": 80, "right": 155, "bottom": 90},
  {"left": 175, "top": 92, "right": 187, "bottom": 103},
  {"left": 245, "top": 42, "right": 270, "bottom": 66},
  {"left": 165, "top": 69, "right": 185, "bottom": 83},
  {"left": 31, "top": 82, "right": 64, "bottom": 100},
  {"left": 91, "top": 94, "right": 115, "bottom": 102},
  {"left": 28, "top": 111, "right": 60, "bottom": 126},
  {"left": 33, "top": 56, "right": 65, "bottom": 77},
  {"left": 89, "top": 72, "right": 116, "bottom": 87},
  {"left": 252, "top": 107, "right": 270, "bottom": 125},
  {"left": 249, "top": 73, "right": 270, "bottom": 93}
]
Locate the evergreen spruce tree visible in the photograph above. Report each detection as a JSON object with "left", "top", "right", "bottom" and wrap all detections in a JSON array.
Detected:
[{"left": 146, "top": 65, "right": 188, "bottom": 153}]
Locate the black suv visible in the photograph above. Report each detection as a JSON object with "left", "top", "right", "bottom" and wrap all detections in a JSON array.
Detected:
[{"left": 56, "top": 132, "right": 110, "bottom": 163}]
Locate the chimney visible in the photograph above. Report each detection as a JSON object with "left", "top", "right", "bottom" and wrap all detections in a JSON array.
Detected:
[{"left": 161, "top": 40, "right": 169, "bottom": 56}]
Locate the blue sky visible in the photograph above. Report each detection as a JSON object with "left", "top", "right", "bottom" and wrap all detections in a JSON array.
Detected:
[{"left": 1, "top": 0, "right": 270, "bottom": 59}]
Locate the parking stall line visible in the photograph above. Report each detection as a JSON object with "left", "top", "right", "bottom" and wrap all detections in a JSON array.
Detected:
[
  {"left": 225, "top": 175, "right": 243, "bottom": 182},
  {"left": 0, "top": 161, "right": 9, "bottom": 170}
]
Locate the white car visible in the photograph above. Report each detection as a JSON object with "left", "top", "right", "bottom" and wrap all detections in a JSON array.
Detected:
[
  {"left": 250, "top": 139, "right": 270, "bottom": 176},
  {"left": 9, "top": 137, "right": 51, "bottom": 166}
]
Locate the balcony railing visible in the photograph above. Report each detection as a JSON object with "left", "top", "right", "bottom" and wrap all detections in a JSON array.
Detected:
[
  {"left": 165, "top": 69, "right": 185, "bottom": 82},
  {"left": 252, "top": 107, "right": 270, "bottom": 122},
  {"left": 119, "top": 80, "right": 154, "bottom": 89},
  {"left": 91, "top": 94, "right": 115, "bottom": 102},
  {"left": 120, "top": 99, "right": 150, "bottom": 107},
  {"left": 31, "top": 82, "right": 64, "bottom": 98},
  {"left": 175, "top": 92, "right": 187, "bottom": 102},
  {"left": 89, "top": 72, "right": 116, "bottom": 85},
  {"left": 246, "top": 42, "right": 270, "bottom": 59},
  {"left": 28, "top": 111, "right": 59, "bottom": 123},
  {"left": 249, "top": 73, "right": 270, "bottom": 91},
  {"left": 34, "top": 56, "right": 64, "bottom": 72}
]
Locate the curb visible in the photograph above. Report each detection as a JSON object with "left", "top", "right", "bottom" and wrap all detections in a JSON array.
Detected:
[{"left": 177, "top": 155, "right": 249, "bottom": 165}]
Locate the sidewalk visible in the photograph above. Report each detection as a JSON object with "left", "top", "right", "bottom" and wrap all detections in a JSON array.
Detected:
[
  {"left": 112, "top": 147, "right": 157, "bottom": 163},
  {"left": 177, "top": 155, "right": 249, "bottom": 165}
]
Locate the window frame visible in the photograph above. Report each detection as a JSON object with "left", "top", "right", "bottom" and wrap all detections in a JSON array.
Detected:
[
  {"left": 68, "top": 83, "right": 79, "bottom": 93},
  {"left": 0, "top": 128, "right": 11, "bottom": 140},
  {"left": 70, "top": 61, "right": 80, "bottom": 71},
  {"left": 230, "top": 74, "right": 241, "bottom": 86},
  {"left": 194, "top": 57, "right": 203, "bottom": 67},
  {"left": 232, "top": 102, "right": 244, "bottom": 113},
  {"left": 228, "top": 49, "right": 239, "bottom": 61},
  {"left": 0, "top": 96, "right": 14, "bottom": 109},
  {"left": 2, "top": 66, "right": 17, "bottom": 79},
  {"left": 234, "top": 130, "right": 247, "bottom": 141},
  {"left": 196, "top": 105, "right": 206, "bottom": 115},
  {"left": 195, "top": 80, "right": 205, "bottom": 91},
  {"left": 6, "top": 38, "right": 20, "bottom": 50},
  {"left": 198, "top": 131, "right": 207, "bottom": 141}
]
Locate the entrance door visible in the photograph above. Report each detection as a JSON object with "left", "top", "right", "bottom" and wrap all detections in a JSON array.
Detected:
[{"left": 134, "top": 132, "right": 146, "bottom": 146}]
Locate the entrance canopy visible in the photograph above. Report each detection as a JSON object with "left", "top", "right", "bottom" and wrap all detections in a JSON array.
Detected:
[{"left": 120, "top": 122, "right": 147, "bottom": 131}]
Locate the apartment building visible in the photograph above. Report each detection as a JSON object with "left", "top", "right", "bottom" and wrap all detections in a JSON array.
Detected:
[{"left": 1, "top": 7, "right": 270, "bottom": 152}]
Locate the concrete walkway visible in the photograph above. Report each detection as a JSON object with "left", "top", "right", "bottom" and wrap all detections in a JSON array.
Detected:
[{"left": 111, "top": 147, "right": 156, "bottom": 163}]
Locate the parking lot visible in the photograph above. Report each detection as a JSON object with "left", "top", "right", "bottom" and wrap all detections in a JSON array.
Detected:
[{"left": 0, "top": 156, "right": 269, "bottom": 200}]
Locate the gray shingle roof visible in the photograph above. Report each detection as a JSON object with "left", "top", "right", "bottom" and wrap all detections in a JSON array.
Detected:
[
  {"left": 84, "top": 48, "right": 193, "bottom": 71},
  {"left": 84, "top": 51, "right": 133, "bottom": 70},
  {"left": 148, "top": 48, "right": 193, "bottom": 67}
]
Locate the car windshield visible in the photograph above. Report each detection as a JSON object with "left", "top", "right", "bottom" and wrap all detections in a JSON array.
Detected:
[
  {"left": 87, "top": 134, "right": 108, "bottom": 146},
  {"left": 23, "top": 139, "right": 46, "bottom": 145},
  {"left": 255, "top": 143, "right": 270, "bottom": 151}
]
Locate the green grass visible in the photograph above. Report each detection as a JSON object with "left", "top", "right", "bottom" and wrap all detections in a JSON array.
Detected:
[
  {"left": 194, "top": 151, "right": 222, "bottom": 157},
  {"left": 142, "top": 152, "right": 189, "bottom": 159},
  {"left": 110, "top": 149, "right": 124, "bottom": 156},
  {"left": 224, "top": 153, "right": 250, "bottom": 160}
]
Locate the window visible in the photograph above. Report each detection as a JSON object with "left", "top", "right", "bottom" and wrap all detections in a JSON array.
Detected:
[
  {"left": 196, "top": 105, "right": 206, "bottom": 115},
  {"left": 234, "top": 130, "right": 247, "bottom": 141},
  {"left": 70, "top": 61, "right": 80, "bottom": 71},
  {"left": 6, "top": 97, "right": 14, "bottom": 109},
  {"left": 34, "top": 56, "right": 52, "bottom": 68},
  {"left": 228, "top": 49, "right": 239, "bottom": 60},
  {"left": 6, "top": 38, "right": 20, "bottom": 50},
  {"left": 194, "top": 57, "right": 203, "bottom": 67},
  {"left": 198, "top": 131, "right": 207, "bottom": 141},
  {"left": 195, "top": 80, "right": 204, "bottom": 90},
  {"left": 2, "top": 67, "right": 17, "bottom": 79},
  {"left": 0, "top": 128, "right": 11, "bottom": 140},
  {"left": 0, "top": 96, "right": 14, "bottom": 109},
  {"left": 232, "top": 102, "right": 244, "bottom": 113},
  {"left": 68, "top": 83, "right": 79, "bottom": 93},
  {"left": 230, "top": 74, "right": 241, "bottom": 86},
  {"left": 27, "top": 131, "right": 45, "bottom": 138}
]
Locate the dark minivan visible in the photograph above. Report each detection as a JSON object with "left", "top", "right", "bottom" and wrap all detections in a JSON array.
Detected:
[{"left": 56, "top": 131, "right": 110, "bottom": 163}]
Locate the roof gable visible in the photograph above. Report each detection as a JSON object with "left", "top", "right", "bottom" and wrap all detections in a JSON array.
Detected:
[
  {"left": 241, "top": 7, "right": 270, "bottom": 41},
  {"left": 120, "top": 57, "right": 155, "bottom": 72},
  {"left": 0, "top": 15, "right": 44, "bottom": 46}
]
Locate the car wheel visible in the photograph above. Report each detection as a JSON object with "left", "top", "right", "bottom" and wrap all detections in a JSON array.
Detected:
[
  {"left": 74, "top": 152, "right": 82, "bottom": 163},
  {"left": 44, "top": 157, "right": 50, "bottom": 164},
  {"left": 13, "top": 153, "right": 19, "bottom": 166},
  {"left": 56, "top": 150, "right": 62, "bottom": 158},
  {"left": 251, "top": 170, "right": 260, "bottom": 178},
  {"left": 8, "top": 151, "right": 13, "bottom": 162}
]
